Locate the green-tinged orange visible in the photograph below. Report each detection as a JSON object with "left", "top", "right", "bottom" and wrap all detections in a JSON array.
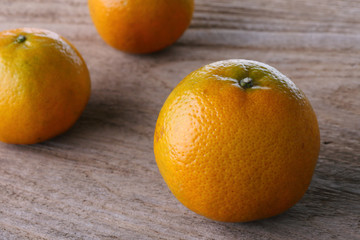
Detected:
[
  {"left": 0, "top": 28, "right": 91, "bottom": 144},
  {"left": 154, "top": 59, "right": 320, "bottom": 222}
]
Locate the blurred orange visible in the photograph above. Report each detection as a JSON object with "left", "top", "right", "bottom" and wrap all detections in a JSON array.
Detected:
[
  {"left": 88, "top": 0, "right": 194, "bottom": 53},
  {"left": 0, "top": 28, "right": 91, "bottom": 144}
]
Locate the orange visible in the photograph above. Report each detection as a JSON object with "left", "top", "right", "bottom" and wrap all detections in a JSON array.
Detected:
[
  {"left": 88, "top": 0, "right": 194, "bottom": 54},
  {"left": 0, "top": 28, "right": 91, "bottom": 144},
  {"left": 154, "top": 59, "right": 320, "bottom": 222}
]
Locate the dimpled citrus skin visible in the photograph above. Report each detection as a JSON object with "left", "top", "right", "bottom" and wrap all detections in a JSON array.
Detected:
[
  {"left": 154, "top": 59, "right": 320, "bottom": 222},
  {"left": 88, "top": 0, "right": 194, "bottom": 54},
  {"left": 0, "top": 28, "right": 91, "bottom": 144}
]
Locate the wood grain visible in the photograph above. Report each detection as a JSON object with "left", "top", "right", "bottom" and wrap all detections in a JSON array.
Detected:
[{"left": 0, "top": 0, "right": 359, "bottom": 239}]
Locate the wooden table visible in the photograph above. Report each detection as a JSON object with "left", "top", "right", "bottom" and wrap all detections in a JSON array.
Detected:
[{"left": 0, "top": 0, "right": 359, "bottom": 239}]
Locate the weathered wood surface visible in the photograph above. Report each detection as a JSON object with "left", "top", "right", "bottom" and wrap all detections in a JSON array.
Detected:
[{"left": 0, "top": 0, "right": 359, "bottom": 239}]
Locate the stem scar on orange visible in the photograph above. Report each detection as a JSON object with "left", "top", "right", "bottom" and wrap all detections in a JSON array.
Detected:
[
  {"left": 88, "top": 0, "right": 194, "bottom": 54},
  {"left": 0, "top": 28, "right": 91, "bottom": 144},
  {"left": 154, "top": 59, "right": 320, "bottom": 222}
]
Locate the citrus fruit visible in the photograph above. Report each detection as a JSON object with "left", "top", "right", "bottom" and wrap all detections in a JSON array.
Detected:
[
  {"left": 0, "top": 28, "right": 91, "bottom": 144},
  {"left": 88, "top": 0, "right": 194, "bottom": 54},
  {"left": 154, "top": 59, "right": 320, "bottom": 222}
]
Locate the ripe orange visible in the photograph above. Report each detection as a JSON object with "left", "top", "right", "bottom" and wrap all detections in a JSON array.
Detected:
[
  {"left": 0, "top": 28, "right": 91, "bottom": 144},
  {"left": 88, "top": 0, "right": 194, "bottom": 54},
  {"left": 154, "top": 59, "right": 320, "bottom": 222}
]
